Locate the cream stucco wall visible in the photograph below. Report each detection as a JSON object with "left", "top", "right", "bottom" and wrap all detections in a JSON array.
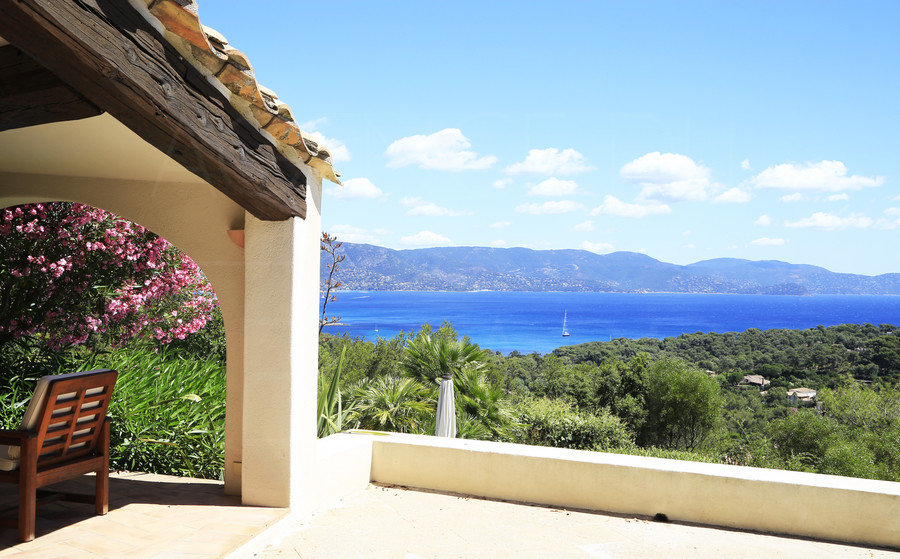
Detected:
[{"left": 242, "top": 201, "right": 322, "bottom": 509}]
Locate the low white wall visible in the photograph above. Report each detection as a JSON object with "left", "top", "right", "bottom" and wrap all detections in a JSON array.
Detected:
[
  {"left": 359, "top": 432, "right": 900, "bottom": 550},
  {"left": 311, "top": 434, "right": 374, "bottom": 511}
]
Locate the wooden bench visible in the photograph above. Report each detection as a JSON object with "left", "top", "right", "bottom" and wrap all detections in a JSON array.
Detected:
[{"left": 0, "top": 369, "right": 117, "bottom": 542}]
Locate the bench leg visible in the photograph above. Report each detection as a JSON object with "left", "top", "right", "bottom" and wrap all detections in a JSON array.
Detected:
[
  {"left": 96, "top": 418, "right": 110, "bottom": 515},
  {"left": 95, "top": 467, "right": 109, "bottom": 515},
  {"left": 18, "top": 436, "right": 37, "bottom": 542}
]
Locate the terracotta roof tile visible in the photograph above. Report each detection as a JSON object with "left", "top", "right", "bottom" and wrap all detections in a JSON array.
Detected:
[{"left": 141, "top": 0, "right": 341, "bottom": 185}]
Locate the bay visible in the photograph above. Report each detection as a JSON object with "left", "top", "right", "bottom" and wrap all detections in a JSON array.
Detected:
[{"left": 323, "top": 291, "right": 900, "bottom": 355}]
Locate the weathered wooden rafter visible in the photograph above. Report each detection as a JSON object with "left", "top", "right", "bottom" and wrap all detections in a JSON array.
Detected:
[
  {"left": 0, "top": 0, "right": 306, "bottom": 220},
  {"left": 0, "top": 45, "right": 103, "bottom": 131}
]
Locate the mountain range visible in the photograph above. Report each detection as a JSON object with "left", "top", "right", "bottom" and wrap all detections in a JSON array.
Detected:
[{"left": 322, "top": 243, "right": 900, "bottom": 295}]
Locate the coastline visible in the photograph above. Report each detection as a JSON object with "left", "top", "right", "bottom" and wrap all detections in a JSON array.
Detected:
[{"left": 324, "top": 291, "right": 900, "bottom": 354}]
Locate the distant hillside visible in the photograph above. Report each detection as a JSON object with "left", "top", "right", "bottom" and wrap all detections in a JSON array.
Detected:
[{"left": 322, "top": 243, "right": 900, "bottom": 295}]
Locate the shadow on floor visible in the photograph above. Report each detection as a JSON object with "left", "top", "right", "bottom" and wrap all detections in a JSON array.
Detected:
[{"left": 0, "top": 471, "right": 259, "bottom": 551}]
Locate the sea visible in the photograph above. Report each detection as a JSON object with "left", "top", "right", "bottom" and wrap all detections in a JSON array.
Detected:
[{"left": 322, "top": 291, "right": 900, "bottom": 355}]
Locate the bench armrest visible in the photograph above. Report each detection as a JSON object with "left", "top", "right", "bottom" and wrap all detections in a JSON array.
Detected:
[{"left": 0, "top": 429, "right": 32, "bottom": 446}]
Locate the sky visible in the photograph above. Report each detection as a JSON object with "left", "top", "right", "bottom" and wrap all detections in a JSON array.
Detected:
[{"left": 199, "top": 1, "right": 899, "bottom": 276}]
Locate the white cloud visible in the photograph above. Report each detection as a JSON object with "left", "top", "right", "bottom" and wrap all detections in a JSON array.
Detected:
[
  {"left": 493, "top": 178, "right": 513, "bottom": 189},
  {"left": 489, "top": 240, "right": 508, "bottom": 247},
  {"left": 754, "top": 214, "right": 772, "bottom": 226},
  {"left": 589, "top": 195, "right": 671, "bottom": 218},
  {"left": 328, "top": 177, "right": 384, "bottom": 200},
  {"left": 385, "top": 128, "right": 497, "bottom": 171},
  {"left": 780, "top": 193, "right": 806, "bottom": 203},
  {"left": 299, "top": 119, "right": 351, "bottom": 162},
  {"left": 528, "top": 177, "right": 579, "bottom": 196},
  {"left": 327, "top": 224, "right": 380, "bottom": 244},
  {"left": 400, "top": 196, "right": 467, "bottom": 217},
  {"left": 713, "top": 187, "right": 752, "bottom": 204},
  {"left": 747, "top": 160, "right": 884, "bottom": 192},
  {"left": 785, "top": 212, "right": 874, "bottom": 230},
  {"left": 490, "top": 221, "right": 512, "bottom": 228},
  {"left": 620, "top": 152, "right": 714, "bottom": 202},
  {"left": 572, "top": 220, "right": 595, "bottom": 233},
  {"left": 304, "top": 131, "right": 350, "bottom": 163},
  {"left": 741, "top": 159, "right": 752, "bottom": 171},
  {"left": 878, "top": 208, "right": 900, "bottom": 230},
  {"left": 581, "top": 240, "right": 615, "bottom": 254},
  {"left": 400, "top": 230, "right": 452, "bottom": 246},
  {"left": 515, "top": 200, "right": 585, "bottom": 215},
  {"left": 826, "top": 193, "right": 849, "bottom": 202},
  {"left": 749, "top": 237, "right": 786, "bottom": 246},
  {"left": 505, "top": 148, "right": 594, "bottom": 175}
]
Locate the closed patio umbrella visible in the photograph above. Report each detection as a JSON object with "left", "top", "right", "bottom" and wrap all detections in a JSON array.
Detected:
[{"left": 435, "top": 371, "right": 456, "bottom": 438}]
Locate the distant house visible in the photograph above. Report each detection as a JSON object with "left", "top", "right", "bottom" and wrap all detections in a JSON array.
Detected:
[
  {"left": 787, "top": 388, "right": 817, "bottom": 405},
  {"left": 742, "top": 374, "right": 771, "bottom": 388}
]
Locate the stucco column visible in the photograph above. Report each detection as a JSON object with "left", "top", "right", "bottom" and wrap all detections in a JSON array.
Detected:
[{"left": 241, "top": 199, "right": 321, "bottom": 508}]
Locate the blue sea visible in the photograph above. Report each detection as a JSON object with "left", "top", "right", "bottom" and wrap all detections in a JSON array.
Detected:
[{"left": 323, "top": 291, "right": 900, "bottom": 355}]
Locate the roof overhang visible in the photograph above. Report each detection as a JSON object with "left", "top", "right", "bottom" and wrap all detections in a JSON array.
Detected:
[{"left": 0, "top": 1, "right": 337, "bottom": 220}]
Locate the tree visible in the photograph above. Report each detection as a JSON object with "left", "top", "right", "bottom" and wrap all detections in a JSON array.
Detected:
[
  {"left": 0, "top": 202, "right": 215, "bottom": 351},
  {"left": 401, "top": 331, "right": 487, "bottom": 386},
  {"left": 454, "top": 366, "right": 516, "bottom": 439},
  {"left": 348, "top": 375, "right": 432, "bottom": 433},
  {"left": 319, "top": 232, "right": 345, "bottom": 334},
  {"left": 641, "top": 357, "right": 723, "bottom": 451},
  {"left": 399, "top": 327, "right": 519, "bottom": 438}
]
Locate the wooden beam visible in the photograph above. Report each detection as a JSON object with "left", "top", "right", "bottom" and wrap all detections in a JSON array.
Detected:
[
  {"left": 0, "top": 0, "right": 306, "bottom": 220},
  {"left": 0, "top": 45, "right": 102, "bottom": 131}
]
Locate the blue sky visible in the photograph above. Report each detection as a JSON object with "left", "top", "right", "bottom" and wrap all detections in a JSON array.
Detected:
[{"left": 199, "top": 1, "right": 899, "bottom": 275}]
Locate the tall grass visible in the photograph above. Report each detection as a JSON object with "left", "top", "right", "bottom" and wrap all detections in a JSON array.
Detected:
[{"left": 75, "top": 346, "right": 226, "bottom": 479}]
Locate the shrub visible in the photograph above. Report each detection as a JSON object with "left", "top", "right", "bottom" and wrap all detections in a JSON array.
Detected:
[
  {"left": 510, "top": 397, "right": 633, "bottom": 451},
  {"left": 75, "top": 346, "right": 225, "bottom": 479}
]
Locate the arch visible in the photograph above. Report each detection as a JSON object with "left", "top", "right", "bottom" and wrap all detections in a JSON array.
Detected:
[{"left": 0, "top": 170, "right": 247, "bottom": 496}]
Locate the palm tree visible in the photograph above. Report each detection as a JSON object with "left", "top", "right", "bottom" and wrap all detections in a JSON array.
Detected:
[
  {"left": 348, "top": 376, "right": 433, "bottom": 433},
  {"left": 454, "top": 366, "right": 517, "bottom": 439},
  {"left": 402, "top": 333, "right": 487, "bottom": 386},
  {"left": 401, "top": 332, "right": 516, "bottom": 438}
]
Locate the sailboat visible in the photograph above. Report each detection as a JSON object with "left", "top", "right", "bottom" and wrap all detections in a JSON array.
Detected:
[{"left": 562, "top": 310, "right": 570, "bottom": 337}]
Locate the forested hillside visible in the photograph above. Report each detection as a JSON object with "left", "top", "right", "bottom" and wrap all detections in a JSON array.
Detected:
[
  {"left": 552, "top": 323, "right": 900, "bottom": 388},
  {"left": 325, "top": 243, "right": 900, "bottom": 294},
  {"left": 318, "top": 322, "right": 900, "bottom": 482}
]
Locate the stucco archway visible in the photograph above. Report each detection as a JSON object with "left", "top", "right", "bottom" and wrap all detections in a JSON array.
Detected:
[
  {"left": 0, "top": 114, "right": 324, "bottom": 508},
  {"left": 0, "top": 134, "right": 246, "bottom": 494}
]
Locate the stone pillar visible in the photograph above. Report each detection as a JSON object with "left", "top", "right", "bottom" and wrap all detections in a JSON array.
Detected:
[{"left": 241, "top": 199, "right": 321, "bottom": 508}]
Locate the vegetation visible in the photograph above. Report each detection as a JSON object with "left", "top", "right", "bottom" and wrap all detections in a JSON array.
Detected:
[
  {"left": 0, "top": 341, "right": 226, "bottom": 479},
  {"left": 0, "top": 202, "right": 224, "bottom": 478},
  {"left": 317, "top": 321, "right": 900, "bottom": 482},
  {"left": 2, "top": 207, "right": 898, "bottom": 484},
  {"left": 319, "top": 232, "right": 345, "bottom": 333},
  {"left": 0, "top": 202, "right": 216, "bottom": 349}
]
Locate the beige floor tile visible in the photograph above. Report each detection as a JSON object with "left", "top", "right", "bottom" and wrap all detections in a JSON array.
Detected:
[{"left": 0, "top": 472, "right": 285, "bottom": 559}]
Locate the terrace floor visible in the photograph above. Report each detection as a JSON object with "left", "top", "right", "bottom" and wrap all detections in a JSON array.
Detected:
[
  {"left": 0, "top": 475, "right": 898, "bottom": 558},
  {"left": 253, "top": 484, "right": 900, "bottom": 559},
  {"left": 0, "top": 472, "right": 286, "bottom": 558}
]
